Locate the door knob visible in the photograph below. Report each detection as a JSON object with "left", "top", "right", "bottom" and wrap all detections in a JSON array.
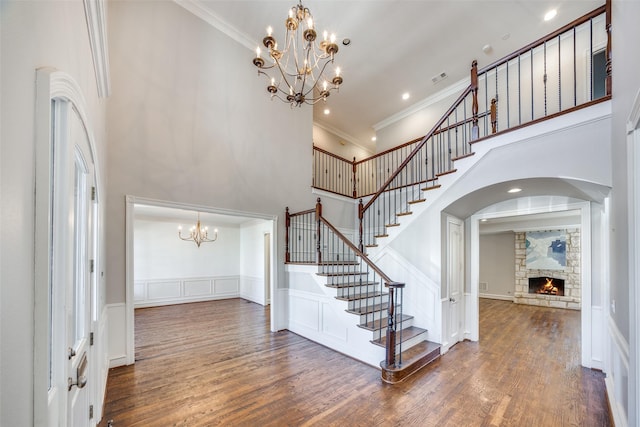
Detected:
[{"left": 449, "top": 297, "right": 456, "bottom": 303}]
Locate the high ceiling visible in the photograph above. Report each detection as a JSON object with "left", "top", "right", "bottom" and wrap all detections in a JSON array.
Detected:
[{"left": 186, "top": 0, "right": 603, "bottom": 151}]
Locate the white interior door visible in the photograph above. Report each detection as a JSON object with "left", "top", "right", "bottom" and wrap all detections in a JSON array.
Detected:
[
  {"left": 66, "top": 107, "right": 95, "bottom": 426},
  {"left": 49, "top": 101, "right": 96, "bottom": 426},
  {"left": 447, "top": 217, "right": 464, "bottom": 345}
]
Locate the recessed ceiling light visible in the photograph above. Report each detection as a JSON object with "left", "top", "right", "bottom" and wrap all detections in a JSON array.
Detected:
[
  {"left": 371, "top": 136, "right": 377, "bottom": 142},
  {"left": 402, "top": 92, "right": 410, "bottom": 101},
  {"left": 508, "top": 187, "right": 522, "bottom": 193},
  {"left": 544, "top": 9, "right": 557, "bottom": 21},
  {"left": 323, "top": 108, "right": 330, "bottom": 115},
  {"left": 480, "top": 218, "right": 488, "bottom": 222}
]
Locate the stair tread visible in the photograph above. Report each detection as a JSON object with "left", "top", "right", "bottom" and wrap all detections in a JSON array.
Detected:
[
  {"left": 396, "top": 211, "right": 413, "bottom": 217},
  {"left": 346, "top": 301, "right": 394, "bottom": 315},
  {"left": 421, "top": 184, "right": 442, "bottom": 191},
  {"left": 452, "top": 152, "right": 475, "bottom": 161},
  {"left": 371, "top": 326, "right": 428, "bottom": 347},
  {"left": 408, "top": 199, "right": 426, "bottom": 204},
  {"left": 365, "top": 244, "right": 378, "bottom": 248},
  {"left": 336, "top": 291, "right": 387, "bottom": 302},
  {"left": 374, "top": 234, "right": 389, "bottom": 238},
  {"left": 436, "top": 169, "right": 457, "bottom": 177},
  {"left": 317, "top": 271, "right": 369, "bottom": 277},
  {"left": 325, "top": 280, "right": 378, "bottom": 289},
  {"left": 385, "top": 223, "right": 400, "bottom": 227},
  {"left": 358, "top": 314, "right": 413, "bottom": 331},
  {"left": 380, "top": 340, "right": 441, "bottom": 384},
  {"left": 318, "top": 261, "right": 360, "bottom": 266}
]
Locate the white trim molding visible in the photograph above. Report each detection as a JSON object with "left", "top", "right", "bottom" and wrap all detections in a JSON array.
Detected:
[
  {"left": 174, "top": 0, "right": 256, "bottom": 51},
  {"left": 83, "top": 0, "right": 111, "bottom": 97}
]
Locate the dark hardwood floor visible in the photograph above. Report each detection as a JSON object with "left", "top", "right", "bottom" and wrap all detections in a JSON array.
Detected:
[{"left": 99, "top": 298, "right": 610, "bottom": 426}]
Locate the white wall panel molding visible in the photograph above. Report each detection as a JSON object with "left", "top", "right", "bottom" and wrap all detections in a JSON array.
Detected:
[
  {"left": 240, "top": 275, "right": 264, "bottom": 306},
  {"left": 286, "top": 268, "right": 385, "bottom": 368},
  {"left": 106, "top": 303, "right": 127, "bottom": 368},
  {"left": 134, "top": 276, "right": 240, "bottom": 308},
  {"left": 608, "top": 315, "right": 630, "bottom": 427}
]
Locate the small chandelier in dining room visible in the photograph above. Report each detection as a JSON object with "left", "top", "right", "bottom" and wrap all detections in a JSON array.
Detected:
[
  {"left": 252, "top": 0, "right": 343, "bottom": 107},
  {"left": 178, "top": 213, "right": 218, "bottom": 248}
]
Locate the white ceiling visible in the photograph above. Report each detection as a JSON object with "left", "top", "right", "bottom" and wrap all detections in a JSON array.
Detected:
[{"left": 187, "top": 0, "right": 603, "bottom": 151}]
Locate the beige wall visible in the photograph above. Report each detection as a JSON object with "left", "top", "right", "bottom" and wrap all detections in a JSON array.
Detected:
[{"left": 106, "top": 0, "right": 319, "bottom": 304}]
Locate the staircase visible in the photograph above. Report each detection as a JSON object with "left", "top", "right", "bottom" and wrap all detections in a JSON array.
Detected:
[
  {"left": 290, "top": 5, "right": 610, "bottom": 384},
  {"left": 286, "top": 205, "right": 441, "bottom": 383}
]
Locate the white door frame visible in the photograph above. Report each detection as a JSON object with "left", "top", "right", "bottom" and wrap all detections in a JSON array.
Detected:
[
  {"left": 468, "top": 200, "right": 594, "bottom": 367},
  {"left": 123, "top": 196, "right": 278, "bottom": 365},
  {"left": 34, "top": 68, "right": 103, "bottom": 426}
]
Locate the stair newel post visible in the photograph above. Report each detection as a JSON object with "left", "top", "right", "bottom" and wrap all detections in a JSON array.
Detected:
[
  {"left": 471, "top": 60, "right": 479, "bottom": 140},
  {"left": 358, "top": 199, "right": 364, "bottom": 253},
  {"left": 490, "top": 98, "right": 497, "bottom": 134},
  {"left": 285, "top": 207, "right": 290, "bottom": 263},
  {"left": 315, "top": 198, "right": 322, "bottom": 264},
  {"left": 386, "top": 285, "right": 396, "bottom": 367},
  {"left": 352, "top": 157, "right": 357, "bottom": 199}
]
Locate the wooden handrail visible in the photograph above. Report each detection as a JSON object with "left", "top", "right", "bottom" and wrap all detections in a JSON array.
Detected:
[
  {"left": 354, "top": 136, "right": 424, "bottom": 166},
  {"left": 288, "top": 207, "right": 315, "bottom": 217},
  {"left": 313, "top": 145, "right": 355, "bottom": 164},
  {"left": 363, "top": 82, "right": 474, "bottom": 212},
  {"left": 318, "top": 216, "right": 393, "bottom": 284}
]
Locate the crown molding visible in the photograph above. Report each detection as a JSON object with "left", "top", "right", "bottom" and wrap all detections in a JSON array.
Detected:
[
  {"left": 174, "top": 0, "right": 256, "bottom": 51},
  {"left": 83, "top": 0, "right": 111, "bottom": 97},
  {"left": 628, "top": 88, "right": 640, "bottom": 133},
  {"left": 373, "top": 77, "right": 469, "bottom": 132},
  {"left": 313, "top": 120, "right": 374, "bottom": 155}
]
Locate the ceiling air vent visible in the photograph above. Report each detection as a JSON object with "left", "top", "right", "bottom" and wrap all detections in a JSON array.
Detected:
[{"left": 432, "top": 72, "right": 447, "bottom": 84}]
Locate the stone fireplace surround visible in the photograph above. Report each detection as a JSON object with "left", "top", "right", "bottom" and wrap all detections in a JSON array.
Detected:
[{"left": 513, "top": 229, "right": 581, "bottom": 310}]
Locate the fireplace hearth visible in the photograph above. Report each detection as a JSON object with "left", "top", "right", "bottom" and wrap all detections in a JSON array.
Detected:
[{"left": 528, "top": 277, "right": 565, "bottom": 296}]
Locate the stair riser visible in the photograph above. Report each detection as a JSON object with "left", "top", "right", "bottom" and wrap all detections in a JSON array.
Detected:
[
  {"left": 391, "top": 330, "right": 429, "bottom": 354},
  {"left": 352, "top": 307, "right": 401, "bottom": 324},
  {"left": 347, "top": 295, "right": 386, "bottom": 311},
  {"left": 334, "top": 284, "right": 381, "bottom": 298},
  {"left": 371, "top": 319, "right": 415, "bottom": 340},
  {"left": 318, "top": 264, "right": 363, "bottom": 274}
]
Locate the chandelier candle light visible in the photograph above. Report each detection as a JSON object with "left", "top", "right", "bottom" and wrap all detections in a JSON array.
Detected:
[
  {"left": 178, "top": 213, "right": 218, "bottom": 248},
  {"left": 252, "top": 0, "right": 343, "bottom": 107}
]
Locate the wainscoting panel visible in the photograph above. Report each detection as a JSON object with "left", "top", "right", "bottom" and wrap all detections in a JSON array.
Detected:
[
  {"left": 607, "top": 316, "right": 630, "bottom": 427},
  {"left": 134, "top": 276, "right": 240, "bottom": 308},
  {"left": 289, "top": 293, "right": 320, "bottom": 331},
  {"left": 214, "top": 277, "right": 240, "bottom": 296},
  {"left": 184, "top": 279, "right": 212, "bottom": 297},
  {"left": 107, "top": 303, "right": 127, "bottom": 367},
  {"left": 147, "top": 280, "right": 181, "bottom": 300}
]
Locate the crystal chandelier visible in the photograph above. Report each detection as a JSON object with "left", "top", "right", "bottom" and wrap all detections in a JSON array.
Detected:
[
  {"left": 178, "top": 213, "right": 218, "bottom": 248},
  {"left": 252, "top": 0, "right": 343, "bottom": 107}
]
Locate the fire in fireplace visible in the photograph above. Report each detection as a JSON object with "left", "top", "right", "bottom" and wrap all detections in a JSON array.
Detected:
[{"left": 528, "top": 277, "right": 565, "bottom": 296}]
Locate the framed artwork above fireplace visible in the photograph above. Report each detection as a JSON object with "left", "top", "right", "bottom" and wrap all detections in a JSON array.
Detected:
[{"left": 525, "top": 230, "right": 567, "bottom": 270}]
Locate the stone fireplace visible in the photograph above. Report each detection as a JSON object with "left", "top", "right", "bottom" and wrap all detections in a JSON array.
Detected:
[{"left": 513, "top": 229, "right": 581, "bottom": 310}]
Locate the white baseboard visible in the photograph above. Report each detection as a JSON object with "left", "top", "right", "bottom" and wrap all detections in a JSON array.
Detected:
[{"left": 479, "top": 293, "right": 514, "bottom": 301}]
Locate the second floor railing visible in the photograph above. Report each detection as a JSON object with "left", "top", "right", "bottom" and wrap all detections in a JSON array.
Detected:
[
  {"left": 312, "top": 5, "right": 609, "bottom": 200},
  {"left": 311, "top": 5, "right": 610, "bottom": 250}
]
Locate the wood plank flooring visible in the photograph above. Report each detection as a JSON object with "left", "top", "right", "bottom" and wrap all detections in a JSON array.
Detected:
[{"left": 99, "top": 298, "right": 611, "bottom": 426}]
